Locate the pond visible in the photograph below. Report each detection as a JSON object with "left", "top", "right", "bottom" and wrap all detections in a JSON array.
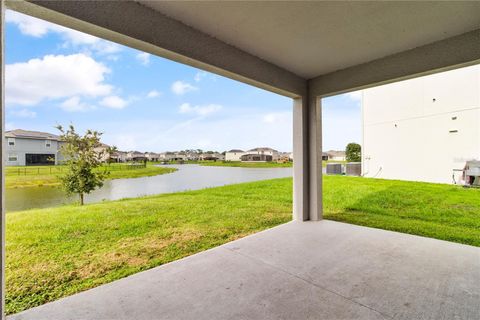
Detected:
[{"left": 6, "top": 164, "right": 293, "bottom": 212}]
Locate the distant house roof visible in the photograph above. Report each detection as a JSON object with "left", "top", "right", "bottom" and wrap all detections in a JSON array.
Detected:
[
  {"left": 227, "top": 149, "right": 244, "bottom": 153},
  {"left": 97, "top": 142, "right": 111, "bottom": 148},
  {"left": 5, "top": 129, "right": 60, "bottom": 140},
  {"left": 248, "top": 147, "right": 278, "bottom": 152},
  {"left": 326, "top": 150, "right": 346, "bottom": 157},
  {"left": 128, "top": 151, "right": 145, "bottom": 157}
]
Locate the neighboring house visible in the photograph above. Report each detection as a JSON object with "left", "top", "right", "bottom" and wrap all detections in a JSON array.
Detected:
[
  {"left": 277, "top": 152, "right": 293, "bottom": 162},
  {"left": 362, "top": 64, "right": 480, "bottom": 184},
  {"left": 185, "top": 152, "right": 200, "bottom": 161},
  {"left": 172, "top": 152, "right": 187, "bottom": 161},
  {"left": 94, "top": 143, "right": 112, "bottom": 163},
  {"left": 127, "top": 151, "right": 147, "bottom": 162},
  {"left": 326, "top": 150, "right": 346, "bottom": 161},
  {"left": 5, "top": 129, "right": 65, "bottom": 166},
  {"left": 245, "top": 147, "right": 279, "bottom": 161},
  {"left": 111, "top": 151, "right": 128, "bottom": 163},
  {"left": 199, "top": 152, "right": 220, "bottom": 161},
  {"left": 225, "top": 149, "right": 245, "bottom": 161},
  {"left": 159, "top": 152, "right": 174, "bottom": 161},
  {"left": 145, "top": 152, "right": 160, "bottom": 162},
  {"left": 241, "top": 153, "right": 273, "bottom": 162}
]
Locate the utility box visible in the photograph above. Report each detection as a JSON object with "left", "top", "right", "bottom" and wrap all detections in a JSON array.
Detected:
[
  {"left": 346, "top": 162, "right": 361, "bottom": 176},
  {"left": 326, "top": 163, "right": 343, "bottom": 175},
  {"left": 464, "top": 160, "right": 480, "bottom": 186}
]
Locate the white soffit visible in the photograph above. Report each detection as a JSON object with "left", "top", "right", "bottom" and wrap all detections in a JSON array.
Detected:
[{"left": 139, "top": 1, "right": 480, "bottom": 79}]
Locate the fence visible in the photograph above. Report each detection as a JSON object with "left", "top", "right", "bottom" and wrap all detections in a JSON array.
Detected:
[{"left": 6, "top": 163, "right": 147, "bottom": 176}]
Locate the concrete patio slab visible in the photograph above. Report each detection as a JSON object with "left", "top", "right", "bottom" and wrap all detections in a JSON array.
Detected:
[{"left": 9, "top": 221, "right": 480, "bottom": 320}]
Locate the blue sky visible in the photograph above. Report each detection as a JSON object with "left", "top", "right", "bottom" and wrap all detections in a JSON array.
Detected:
[{"left": 5, "top": 9, "right": 361, "bottom": 152}]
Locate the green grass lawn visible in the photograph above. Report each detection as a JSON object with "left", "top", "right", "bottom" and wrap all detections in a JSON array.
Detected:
[
  {"left": 6, "top": 176, "right": 480, "bottom": 314},
  {"left": 6, "top": 163, "right": 176, "bottom": 188}
]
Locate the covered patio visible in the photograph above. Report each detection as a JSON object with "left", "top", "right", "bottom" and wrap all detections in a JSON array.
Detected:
[
  {"left": 9, "top": 221, "right": 480, "bottom": 320},
  {"left": 1, "top": 1, "right": 480, "bottom": 319}
]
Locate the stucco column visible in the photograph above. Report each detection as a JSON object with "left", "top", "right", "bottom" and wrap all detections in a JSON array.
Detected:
[
  {"left": 293, "top": 97, "right": 308, "bottom": 221},
  {"left": 292, "top": 95, "right": 323, "bottom": 221},
  {"left": 308, "top": 95, "right": 323, "bottom": 221}
]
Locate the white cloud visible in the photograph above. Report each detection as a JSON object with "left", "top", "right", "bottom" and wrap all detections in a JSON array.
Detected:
[
  {"left": 88, "top": 41, "right": 122, "bottom": 55},
  {"left": 6, "top": 54, "right": 112, "bottom": 106},
  {"left": 6, "top": 10, "right": 121, "bottom": 55},
  {"left": 194, "top": 71, "right": 207, "bottom": 82},
  {"left": 100, "top": 95, "right": 128, "bottom": 109},
  {"left": 60, "top": 96, "right": 95, "bottom": 112},
  {"left": 6, "top": 10, "right": 53, "bottom": 37},
  {"left": 10, "top": 109, "right": 37, "bottom": 118},
  {"left": 194, "top": 71, "right": 218, "bottom": 83},
  {"left": 5, "top": 122, "right": 16, "bottom": 131},
  {"left": 171, "top": 81, "right": 198, "bottom": 95},
  {"left": 263, "top": 112, "right": 291, "bottom": 124},
  {"left": 136, "top": 52, "right": 151, "bottom": 66},
  {"left": 147, "top": 90, "right": 161, "bottom": 98},
  {"left": 345, "top": 91, "right": 363, "bottom": 101},
  {"left": 179, "top": 103, "right": 222, "bottom": 116}
]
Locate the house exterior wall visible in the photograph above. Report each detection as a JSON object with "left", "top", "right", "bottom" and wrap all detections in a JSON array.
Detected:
[
  {"left": 247, "top": 149, "right": 279, "bottom": 161},
  {"left": 329, "top": 156, "right": 346, "bottom": 161},
  {"left": 362, "top": 65, "right": 480, "bottom": 184},
  {"left": 241, "top": 154, "right": 273, "bottom": 162},
  {"left": 225, "top": 151, "right": 245, "bottom": 161},
  {"left": 5, "top": 137, "right": 65, "bottom": 166}
]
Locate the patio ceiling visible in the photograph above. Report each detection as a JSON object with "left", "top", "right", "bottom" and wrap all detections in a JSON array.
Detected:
[{"left": 141, "top": 1, "right": 480, "bottom": 79}]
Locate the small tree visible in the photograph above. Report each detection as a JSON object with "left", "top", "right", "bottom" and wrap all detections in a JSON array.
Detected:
[
  {"left": 56, "top": 124, "right": 109, "bottom": 205},
  {"left": 346, "top": 142, "right": 361, "bottom": 162}
]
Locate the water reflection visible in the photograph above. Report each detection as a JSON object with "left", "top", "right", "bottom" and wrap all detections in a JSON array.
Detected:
[{"left": 7, "top": 165, "right": 293, "bottom": 212}]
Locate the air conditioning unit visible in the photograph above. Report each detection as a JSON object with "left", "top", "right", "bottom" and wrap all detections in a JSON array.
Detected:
[
  {"left": 345, "top": 162, "right": 361, "bottom": 176},
  {"left": 464, "top": 160, "right": 480, "bottom": 187},
  {"left": 326, "top": 163, "right": 342, "bottom": 175}
]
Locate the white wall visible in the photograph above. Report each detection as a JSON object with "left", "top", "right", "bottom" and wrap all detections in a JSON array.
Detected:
[
  {"left": 225, "top": 152, "right": 245, "bottom": 161},
  {"left": 362, "top": 65, "right": 480, "bottom": 184}
]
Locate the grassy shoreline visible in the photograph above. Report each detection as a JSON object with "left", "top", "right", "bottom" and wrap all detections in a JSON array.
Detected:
[
  {"left": 199, "top": 160, "right": 292, "bottom": 168},
  {"left": 6, "top": 163, "right": 176, "bottom": 189},
  {"left": 6, "top": 176, "right": 480, "bottom": 314},
  {"left": 174, "top": 160, "right": 344, "bottom": 168}
]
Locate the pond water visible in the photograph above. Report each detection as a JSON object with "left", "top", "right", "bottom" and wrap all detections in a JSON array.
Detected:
[{"left": 6, "top": 164, "right": 293, "bottom": 212}]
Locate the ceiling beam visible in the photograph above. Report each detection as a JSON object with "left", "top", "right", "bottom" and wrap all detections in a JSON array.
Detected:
[
  {"left": 310, "top": 29, "right": 480, "bottom": 97},
  {"left": 7, "top": 0, "right": 306, "bottom": 98}
]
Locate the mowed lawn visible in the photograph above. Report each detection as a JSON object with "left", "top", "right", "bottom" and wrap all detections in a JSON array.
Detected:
[
  {"left": 6, "top": 163, "right": 176, "bottom": 188},
  {"left": 6, "top": 176, "right": 480, "bottom": 314}
]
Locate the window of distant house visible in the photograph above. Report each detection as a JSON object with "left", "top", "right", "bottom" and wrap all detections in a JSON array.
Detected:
[
  {"left": 45, "top": 140, "right": 51, "bottom": 148},
  {"left": 8, "top": 154, "right": 17, "bottom": 162},
  {"left": 8, "top": 138, "right": 15, "bottom": 146}
]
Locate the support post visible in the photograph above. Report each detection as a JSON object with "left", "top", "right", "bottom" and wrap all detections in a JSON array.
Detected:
[
  {"left": 293, "top": 97, "right": 309, "bottom": 221},
  {"left": 308, "top": 95, "right": 323, "bottom": 221},
  {"left": 292, "top": 95, "right": 323, "bottom": 221}
]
